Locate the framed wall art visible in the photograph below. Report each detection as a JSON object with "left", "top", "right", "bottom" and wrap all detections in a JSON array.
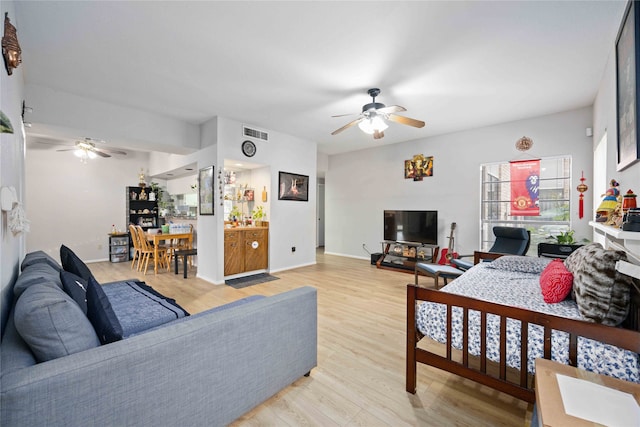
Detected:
[
  {"left": 198, "top": 165, "right": 214, "bottom": 215},
  {"left": 278, "top": 171, "right": 309, "bottom": 201},
  {"left": 404, "top": 154, "right": 433, "bottom": 181},
  {"left": 616, "top": 0, "right": 640, "bottom": 171}
]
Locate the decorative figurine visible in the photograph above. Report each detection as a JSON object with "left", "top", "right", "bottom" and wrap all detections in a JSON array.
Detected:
[
  {"left": 576, "top": 171, "right": 588, "bottom": 219},
  {"left": 2, "top": 13, "right": 22, "bottom": 76},
  {"left": 596, "top": 179, "right": 621, "bottom": 223}
]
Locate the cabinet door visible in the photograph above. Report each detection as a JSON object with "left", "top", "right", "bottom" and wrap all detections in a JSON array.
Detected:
[
  {"left": 243, "top": 229, "right": 268, "bottom": 272},
  {"left": 224, "top": 230, "right": 244, "bottom": 275}
]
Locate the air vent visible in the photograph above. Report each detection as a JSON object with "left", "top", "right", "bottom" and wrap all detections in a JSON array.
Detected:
[{"left": 242, "top": 125, "right": 268, "bottom": 142}]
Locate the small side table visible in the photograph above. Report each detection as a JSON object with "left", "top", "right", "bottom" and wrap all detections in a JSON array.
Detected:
[{"left": 174, "top": 249, "right": 197, "bottom": 278}]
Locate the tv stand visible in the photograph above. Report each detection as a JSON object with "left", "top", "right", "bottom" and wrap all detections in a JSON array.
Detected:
[{"left": 376, "top": 241, "right": 439, "bottom": 274}]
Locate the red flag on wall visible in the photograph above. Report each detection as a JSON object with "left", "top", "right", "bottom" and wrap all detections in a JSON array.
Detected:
[{"left": 510, "top": 160, "right": 540, "bottom": 216}]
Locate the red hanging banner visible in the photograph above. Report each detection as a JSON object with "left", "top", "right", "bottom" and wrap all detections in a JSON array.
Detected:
[{"left": 510, "top": 159, "right": 540, "bottom": 216}]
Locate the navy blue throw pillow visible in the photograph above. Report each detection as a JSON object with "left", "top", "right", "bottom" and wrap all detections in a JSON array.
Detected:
[
  {"left": 60, "top": 245, "right": 94, "bottom": 282},
  {"left": 60, "top": 270, "right": 89, "bottom": 315},
  {"left": 86, "top": 276, "right": 123, "bottom": 344}
]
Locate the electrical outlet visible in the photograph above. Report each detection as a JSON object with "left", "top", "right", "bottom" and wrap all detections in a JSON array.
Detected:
[{"left": 291, "top": 246, "right": 296, "bottom": 252}]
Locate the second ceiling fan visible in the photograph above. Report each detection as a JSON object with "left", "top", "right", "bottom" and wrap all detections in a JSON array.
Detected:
[{"left": 331, "top": 88, "right": 425, "bottom": 139}]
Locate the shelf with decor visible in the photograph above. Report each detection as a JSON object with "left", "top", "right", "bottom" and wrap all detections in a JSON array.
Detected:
[{"left": 126, "top": 186, "right": 159, "bottom": 259}]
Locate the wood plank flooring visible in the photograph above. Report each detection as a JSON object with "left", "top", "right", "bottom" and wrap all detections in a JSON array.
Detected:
[{"left": 90, "top": 250, "right": 532, "bottom": 426}]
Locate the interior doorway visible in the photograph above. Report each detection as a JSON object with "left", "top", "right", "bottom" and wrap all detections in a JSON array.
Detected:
[{"left": 317, "top": 181, "right": 325, "bottom": 248}]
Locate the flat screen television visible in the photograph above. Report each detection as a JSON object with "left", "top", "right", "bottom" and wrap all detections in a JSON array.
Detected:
[{"left": 384, "top": 210, "right": 437, "bottom": 245}]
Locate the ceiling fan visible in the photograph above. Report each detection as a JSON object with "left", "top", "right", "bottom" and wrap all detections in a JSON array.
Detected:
[
  {"left": 331, "top": 88, "right": 425, "bottom": 139},
  {"left": 56, "top": 137, "right": 127, "bottom": 162}
]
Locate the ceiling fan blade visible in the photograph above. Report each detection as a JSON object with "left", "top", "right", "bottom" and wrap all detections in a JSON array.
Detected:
[
  {"left": 377, "top": 105, "right": 406, "bottom": 114},
  {"left": 56, "top": 148, "right": 76, "bottom": 152},
  {"left": 100, "top": 148, "right": 127, "bottom": 156},
  {"left": 373, "top": 130, "right": 385, "bottom": 140},
  {"left": 387, "top": 114, "right": 425, "bottom": 128},
  {"left": 331, "top": 118, "right": 362, "bottom": 135},
  {"left": 331, "top": 112, "right": 357, "bottom": 118},
  {"left": 91, "top": 149, "right": 111, "bottom": 158}
]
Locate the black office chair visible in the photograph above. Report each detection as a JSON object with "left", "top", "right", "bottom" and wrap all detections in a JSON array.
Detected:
[{"left": 450, "top": 226, "right": 531, "bottom": 271}]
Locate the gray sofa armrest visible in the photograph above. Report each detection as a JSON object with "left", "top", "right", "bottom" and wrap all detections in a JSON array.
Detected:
[{"left": 1, "top": 286, "right": 317, "bottom": 427}]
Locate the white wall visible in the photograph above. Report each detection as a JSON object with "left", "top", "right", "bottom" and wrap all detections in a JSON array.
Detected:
[
  {"left": 593, "top": 41, "right": 640, "bottom": 219},
  {"left": 217, "top": 117, "right": 317, "bottom": 276},
  {"left": 1, "top": 0, "right": 26, "bottom": 331},
  {"left": 25, "top": 149, "right": 151, "bottom": 262},
  {"left": 325, "top": 107, "right": 595, "bottom": 259}
]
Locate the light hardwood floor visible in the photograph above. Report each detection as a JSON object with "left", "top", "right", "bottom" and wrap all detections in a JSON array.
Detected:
[{"left": 90, "top": 250, "right": 532, "bottom": 426}]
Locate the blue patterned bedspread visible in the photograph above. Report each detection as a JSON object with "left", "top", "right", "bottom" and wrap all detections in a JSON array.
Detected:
[
  {"left": 103, "top": 280, "right": 189, "bottom": 337},
  {"left": 416, "top": 262, "right": 640, "bottom": 382}
]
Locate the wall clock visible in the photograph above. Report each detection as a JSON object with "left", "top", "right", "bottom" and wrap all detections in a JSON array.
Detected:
[{"left": 241, "top": 140, "right": 256, "bottom": 157}]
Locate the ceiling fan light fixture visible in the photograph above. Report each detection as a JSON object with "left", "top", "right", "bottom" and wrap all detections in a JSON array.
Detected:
[
  {"left": 358, "top": 115, "right": 388, "bottom": 134},
  {"left": 87, "top": 150, "right": 97, "bottom": 159}
]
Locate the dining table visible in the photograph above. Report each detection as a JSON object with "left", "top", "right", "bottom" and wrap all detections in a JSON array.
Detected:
[{"left": 145, "top": 231, "right": 193, "bottom": 274}]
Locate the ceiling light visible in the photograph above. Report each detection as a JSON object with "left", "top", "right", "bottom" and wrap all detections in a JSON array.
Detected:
[
  {"left": 87, "top": 150, "right": 97, "bottom": 159},
  {"left": 358, "top": 114, "right": 388, "bottom": 135}
]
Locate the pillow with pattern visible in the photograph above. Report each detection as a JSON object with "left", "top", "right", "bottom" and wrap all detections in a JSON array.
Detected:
[
  {"left": 539, "top": 259, "right": 573, "bottom": 303},
  {"left": 486, "top": 255, "right": 551, "bottom": 274},
  {"left": 564, "top": 242, "right": 633, "bottom": 326}
]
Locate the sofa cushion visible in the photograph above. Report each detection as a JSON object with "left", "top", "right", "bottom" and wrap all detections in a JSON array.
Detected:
[
  {"left": 486, "top": 255, "right": 551, "bottom": 274},
  {"left": 60, "top": 270, "right": 88, "bottom": 315},
  {"left": 20, "top": 250, "right": 61, "bottom": 272},
  {"left": 539, "top": 259, "right": 573, "bottom": 303},
  {"left": 13, "top": 262, "right": 63, "bottom": 298},
  {"left": 564, "top": 243, "right": 633, "bottom": 326},
  {"left": 14, "top": 284, "right": 100, "bottom": 362},
  {"left": 86, "top": 276, "right": 123, "bottom": 344},
  {"left": 60, "top": 244, "right": 94, "bottom": 282}
]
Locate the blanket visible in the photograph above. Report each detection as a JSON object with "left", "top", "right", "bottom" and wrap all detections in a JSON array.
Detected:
[{"left": 103, "top": 281, "right": 189, "bottom": 337}]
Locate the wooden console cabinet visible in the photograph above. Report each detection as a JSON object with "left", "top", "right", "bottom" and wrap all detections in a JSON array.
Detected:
[{"left": 224, "top": 226, "right": 269, "bottom": 276}]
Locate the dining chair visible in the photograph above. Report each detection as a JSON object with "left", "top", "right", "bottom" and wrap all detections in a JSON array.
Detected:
[
  {"left": 135, "top": 225, "right": 167, "bottom": 275},
  {"left": 129, "top": 224, "right": 142, "bottom": 270},
  {"left": 165, "top": 224, "right": 194, "bottom": 271}
]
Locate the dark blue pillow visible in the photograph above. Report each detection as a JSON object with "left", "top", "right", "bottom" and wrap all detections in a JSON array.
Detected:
[
  {"left": 60, "top": 270, "right": 88, "bottom": 315},
  {"left": 60, "top": 245, "right": 94, "bottom": 282},
  {"left": 86, "top": 276, "right": 123, "bottom": 344}
]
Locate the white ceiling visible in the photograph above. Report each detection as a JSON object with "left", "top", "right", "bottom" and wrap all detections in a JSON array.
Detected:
[{"left": 15, "top": 1, "right": 627, "bottom": 156}]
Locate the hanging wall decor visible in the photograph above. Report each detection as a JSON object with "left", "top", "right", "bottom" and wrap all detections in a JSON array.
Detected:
[
  {"left": 2, "top": 13, "right": 21, "bottom": 75},
  {"left": 198, "top": 165, "right": 214, "bottom": 215},
  {"left": 576, "top": 171, "right": 588, "bottom": 219},
  {"left": 616, "top": 1, "right": 640, "bottom": 171},
  {"left": 404, "top": 154, "right": 433, "bottom": 181}
]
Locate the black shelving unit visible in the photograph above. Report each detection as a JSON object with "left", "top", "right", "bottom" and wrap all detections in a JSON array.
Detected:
[{"left": 126, "top": 186, "right": 159, "bottom": 259}]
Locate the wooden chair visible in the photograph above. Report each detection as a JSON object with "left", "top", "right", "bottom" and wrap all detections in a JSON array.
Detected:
[
  {"left": 129, "top": 224, "right": 142, "bottom": 270},
  {"left": 135, "top": 225, "right": 167, "bottom": 275},
  {"left": 166, "top": 224, "right": 194, "bottom": 271}
]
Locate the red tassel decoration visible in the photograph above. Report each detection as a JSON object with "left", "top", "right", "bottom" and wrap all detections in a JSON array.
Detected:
[{"left": 576, "top": 172, "right": 588, "bottom": 219}]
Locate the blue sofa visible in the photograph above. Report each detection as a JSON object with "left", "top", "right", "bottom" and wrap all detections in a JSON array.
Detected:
[{"left": 1, "top": 250, "right": 317, "bottom": 426}]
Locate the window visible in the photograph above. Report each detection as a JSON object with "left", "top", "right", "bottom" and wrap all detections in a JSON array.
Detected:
[{"left": 480, "top": 156, "right": 572, "bottom": 254}]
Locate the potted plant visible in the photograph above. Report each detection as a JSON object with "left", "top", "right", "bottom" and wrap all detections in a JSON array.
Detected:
[
  {"left": 229, "top": 205, "right": 241, "bottom": 224},
  {"left": 252, "top": 206, "right": 265, "bottom": 226},
  {"left": 552, "top": 230, "right": 575, "bottom": 244}
]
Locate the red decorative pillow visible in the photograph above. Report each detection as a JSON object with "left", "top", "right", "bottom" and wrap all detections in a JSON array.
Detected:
[{"left": 540, "top": 259, "right": 574, "bottom": 303}]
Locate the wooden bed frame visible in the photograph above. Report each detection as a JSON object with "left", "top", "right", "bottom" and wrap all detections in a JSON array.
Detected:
[{"left": 406, "top": 252, "right": 640, "bottom": 403}]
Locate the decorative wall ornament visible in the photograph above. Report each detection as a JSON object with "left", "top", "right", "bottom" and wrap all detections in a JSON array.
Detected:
[
  {"left": 1, "top": 186, "right": 30, "bottom": 235},
  {"left": 576, "top": 171, "right": 589, "bottom": 219},
  {"left": 515, "top": 136, "right": 533, "bottom": 151},
  {"left": 2, "top": 13, "right": 21, "bottom": 75},
  {"left": 404, "top": 154, "right": 433, "bottom": 181}
]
